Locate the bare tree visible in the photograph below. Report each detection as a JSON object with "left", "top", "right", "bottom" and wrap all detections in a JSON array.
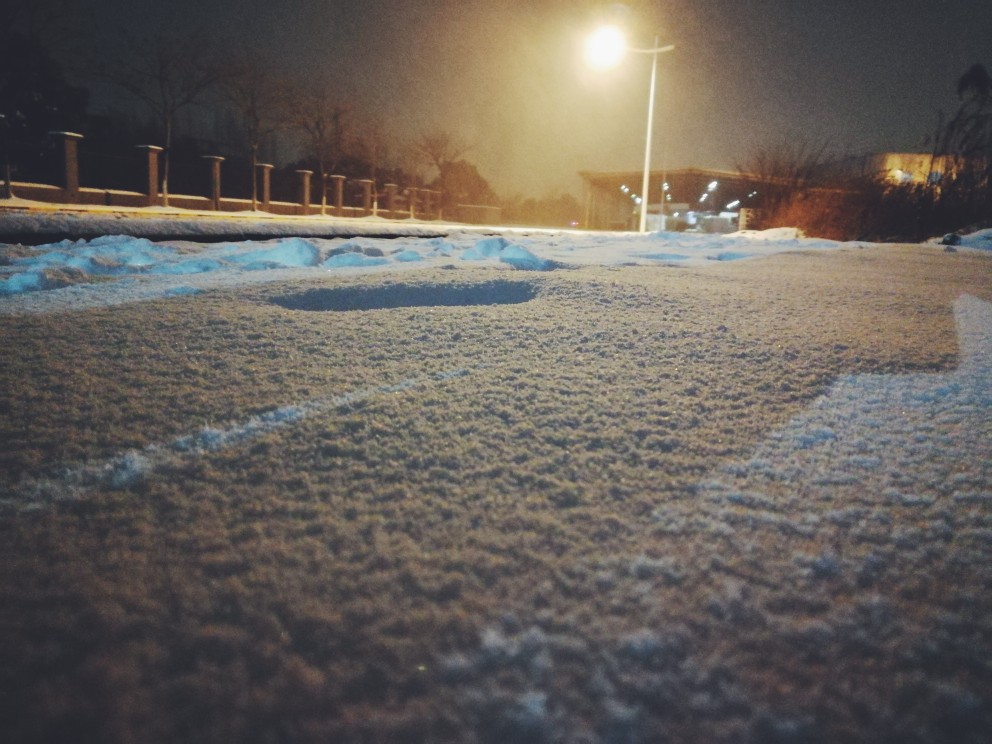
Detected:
[
  {"left": 415, "top": 130, "right": 473, "bottom": 216},
  {"left": 1, "top": 0, "right": 84, "bottom": 197},
  {"left": 289, "top": 87, "right": 351, "bottom": 215},
  {"left": 99, "top": 30, "right": 220, "bottom": 206},
  {"left": 354, "top": 117, "right": 388, "bottom": 180},
  {"left": 934, "top": 63, "right": 992, "bottom": 188},
  {"left": 415, "top": 131, "right": 472, "bottom": 174},
  {"left": 918, "top": 62, "right": 992, "bottom": 233},
  {"left": 737, "top": 137, "right": 831, "bottom": 223},
  {"left": 221, "top": 56, "right": 289, "bottom": 210}
]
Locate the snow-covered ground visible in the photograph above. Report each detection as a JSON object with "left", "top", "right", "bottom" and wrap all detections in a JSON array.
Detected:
[
  {"left": 5, "top": 221, "right": 990, "bottom": 314},
  {"left": 2, "top": 216, "right": 991, "bottom": 742},
  {"left": 0, "top": 226, "right": 892, "bottom": 314}
]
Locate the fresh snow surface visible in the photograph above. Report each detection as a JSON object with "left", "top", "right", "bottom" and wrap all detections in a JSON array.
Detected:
[
  {"left": 3, "top": 227, "right": 845, "bottom": 313},
  {"left": 690, "top": 293, "right": 991, "bottom": 537},
  {"left": 2, "top": 226, "right": 987, "bottom": 314},
  {"left": 3, "top": 368, "right": 473, "bottom": 511},
  {"left": 958, "top": 228, "right": 992, "bottom": 250}
]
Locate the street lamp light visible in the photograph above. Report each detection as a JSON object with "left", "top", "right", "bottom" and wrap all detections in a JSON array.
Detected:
[{"left": 585, "top": 25, "right": 674, "bottom": 233}]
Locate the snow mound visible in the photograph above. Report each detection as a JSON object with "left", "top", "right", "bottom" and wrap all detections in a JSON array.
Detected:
[
  {"left": 958, "top": 228, "right": 992, "bottom": 251},
  {"left": 461, "top": 236, "right": 509, "bottom": 260},
  {"left": 220, "top": 237, "right": 320, "bottom": 269},
  {"left": 0, "top": 236, "right": 325, "bottom": 294},
  {"left": 322, "top": 252, "right": 389, "bottom": 268},
  {"left": 461, "top": 236, "right": 558, "bottom": 271},
  {"left": 17, "top": 235, "right": 176, "bottom": 276},
  {"left": 2, "top": 225, "right": 864, "bottom": 307}
]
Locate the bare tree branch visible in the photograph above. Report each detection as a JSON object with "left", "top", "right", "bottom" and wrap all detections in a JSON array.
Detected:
[
  {"left": 287, "top": 85, "right": 352, "bottom": 214},
  {"left": 96, "top": 29, "right": 221, "bottom": 205},
  {"left": 220, "top": 55, "right": 290, "bottom": 210}
]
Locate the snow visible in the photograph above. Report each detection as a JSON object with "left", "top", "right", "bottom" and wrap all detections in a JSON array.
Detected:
[
  {"left": 321, "top": 252, "right": 389, "bottom": 268},
  {"left": 958, "top": 228, "right": 992, "bottom": 250},
  {"left": 691, "top": 294, "right": 992, "bottom": 543},
  {"left": 0, "top": 225, "right": 865, "bottom": 310},
  {"left": 4, "top": 368, "right": 472, "bottom": 509},
  {"left": 5, "top": 213, "right": 987, "bottom": 311},
  {"left": 2, "top": 208, "right": 991, "bottom": 739}
]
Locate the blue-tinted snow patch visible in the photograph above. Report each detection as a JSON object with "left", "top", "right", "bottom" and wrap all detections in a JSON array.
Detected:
[
  {"left": 393, "top": 249, "right": 424, "bottom": 262},
  {"left": 17, "top": 236, "right": 175, "bottom": 276},
  {"left": 958, "top": 229, "right": 992, "bottom": 250},
  {"left": 461, "top": 236, "right": 510, "bottom": 260},
  {"left": 322, "top": 252, "right": 389, "bottom": 268},
  {"left": 637, "top": 252, "right": 693, "bottom": 262},
  {"left": 498, "top": 245, "right": 556, "bottom": 271},
  {"left": 149, "top": 258, "right": 224, "bottom": 275},
  {"left": 709, "top": 251, "right": 754, "bottom": 262},
  {"left": 222, "top": 238, "right": 320, "bottom": 270},
  {"left": 425, "top": 237, "right": 454, "bottom": 256},
  {"left": 460, "top": 237, "right": 555, "bottom": 270},
  {"left": 0, "top": 271, "right": 44, "bottom": 295}
]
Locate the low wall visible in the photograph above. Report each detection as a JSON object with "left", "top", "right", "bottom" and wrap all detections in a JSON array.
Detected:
[{"left": 3, "top": 132, "right": 453, "bottom": 221}]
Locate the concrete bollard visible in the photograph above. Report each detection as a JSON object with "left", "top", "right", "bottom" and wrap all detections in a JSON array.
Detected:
[
  {"left": 384, "top": 183, "right": 398, "bottom": 216},
  {"left": 201, "top": 156, "right": 224, "bottom": 210},
  {"left": 407, "top": 187, "right": 418, "bottom": 220},
  {"left": 295, "top": 169, "right": 313, "bottom": 215},
  {"left": 51, "top": 131, "right": 83, "bottom": 203},
  {"left": 358, "top": 179, "right": 373, "bottom": 216},
  {"left": 256, "top": 163, "right": 273, "bottom": 210},
  {"left": 330, "top": 174, "right": 346, "bottom": 216},
  {"left": 136, "top": 145, "right": 162, "bottom": 206}
]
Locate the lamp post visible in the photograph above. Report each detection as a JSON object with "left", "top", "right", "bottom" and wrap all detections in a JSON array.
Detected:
[{"left": 585, "top": 26, "right": 674, "bottom": 232}]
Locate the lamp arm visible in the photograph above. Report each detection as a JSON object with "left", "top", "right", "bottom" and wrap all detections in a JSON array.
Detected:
[{"left": 630, "top": 44, "right": 675, "bottom": 55}]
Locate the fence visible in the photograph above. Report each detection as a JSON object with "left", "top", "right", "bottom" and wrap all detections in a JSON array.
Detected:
[{"left": 0, "top": 131, "right": 469, "bottom": 222}]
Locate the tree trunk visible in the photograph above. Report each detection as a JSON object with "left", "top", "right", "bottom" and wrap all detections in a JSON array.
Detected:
[
  {"left": 0, "top": 121, "right": 12, "bottom": 199},
  {"left": 250, "top": 145, "right": 258, "bottom": 211},
  {"left": 319, "top": 159, "right": 327, "bottom": 216},
  {"left": 161, "top": 116, "right": 172, "bottom": 207},
  {"left": 2, "top": 160, "right": 13, "bottom": 199}
]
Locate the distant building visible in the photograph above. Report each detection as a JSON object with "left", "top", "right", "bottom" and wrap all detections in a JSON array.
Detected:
[
  {"left": 870, "top": 153, "right": 952, "bottom": 185},
  {"left": 579, "top": 167, "right": 765, "bottom": 231},
  {"left": 578, "top": 153, "right": 969, "bottom": 232}
]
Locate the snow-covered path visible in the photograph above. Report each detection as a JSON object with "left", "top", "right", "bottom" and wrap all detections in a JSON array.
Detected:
[
  {"left": 1, "top": 229, "right": 850, "bottom": 313},
  {"left": 3, "top": 232, "right": 992, "bottom": 743},
  {"left": 698, "top": 293, "right": 991, "bottom": 531}
]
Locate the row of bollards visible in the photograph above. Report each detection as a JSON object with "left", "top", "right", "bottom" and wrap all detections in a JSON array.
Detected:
[{"left": 35, "top": 131, "right": 441, "bottom": 219}]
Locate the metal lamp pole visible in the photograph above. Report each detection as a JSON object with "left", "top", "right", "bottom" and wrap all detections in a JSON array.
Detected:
[{"left": 633, "top": 38, "right": 674, "bottom": 233}]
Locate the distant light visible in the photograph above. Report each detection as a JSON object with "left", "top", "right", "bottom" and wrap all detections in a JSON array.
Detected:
[
  {"left": 662, "top": 182, "right": 670, "bottom": 191},
  {"left": 584, "top": 26, "right": 627, "bottom": 71},
  {"left": 634, "top": 196, "right": 642, "bottom": 204},
  {"left": 726, "top": 199, "right": 740, "bottom": 209},
  {"left": 707, "top": 180, "right": 718, "bottom": 192},
  {"left": 748, "top": 190, "right": 758, "bottom": 198},
  {"left": 699, "top": 193, "right": 708, "bottom": 202},
  {"left": 620, "top": 184, "right": 630, "bottom": 193}
]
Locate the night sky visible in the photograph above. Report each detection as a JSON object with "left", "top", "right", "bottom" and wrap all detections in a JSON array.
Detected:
[{"left": 73, "top": 0, "right": 992, "bottom": 196}]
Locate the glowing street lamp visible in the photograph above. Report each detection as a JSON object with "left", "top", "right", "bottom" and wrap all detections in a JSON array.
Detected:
[
  {"left": 585, "top": 25, "right": 674, "bottom": 232},
  {"left": 584, "top": 26, "right": 627, "bottom": 70}
]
